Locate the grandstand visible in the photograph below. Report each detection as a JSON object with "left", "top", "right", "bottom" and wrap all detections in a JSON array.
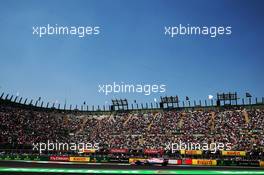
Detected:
[
  {"left": 0, "top": 93, "right": 264, "bottom": 175},
  {"left": 0, "top": 93, "right": 264, "bottom": 161}
]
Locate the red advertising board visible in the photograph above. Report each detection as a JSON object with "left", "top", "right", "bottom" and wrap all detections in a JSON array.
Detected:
[
  {"left": 49, "top": 156, "right": 69, "bottom": 161},
  {"left": 144, "top": 149, "right": 164, "bottom": 154},
  {"left": 110, "top": 148, "right": 128, "bottom": 153}
]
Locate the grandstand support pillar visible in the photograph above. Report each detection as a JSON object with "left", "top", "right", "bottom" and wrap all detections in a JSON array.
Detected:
[
  {"left": 194, "top": 100, "right": 196, "bottom": 106},
  {"left": 19, "top": 97, "right": 23, "bottom": 103},
  {"left": 255, "top": 97, "right": 258, "bottom": 104},
  {"left": 14, "top": 96, "right": 18, "bottom": 102},
  {"left": 199, "top": 100, "right": 202, "bottom": 106},
  {"left": 141, "top": 103, "right": 143, "bottom": 109},
  {"left": 262, "top": 97, "right": 264, "bottom": 104},
  {"left": 70, "top": 104, "right": 72, "bottom": 110},
  {"left": 188, "top": 100, "right": 191, "bottom": 107},
  {"left": 182, "top": 101, "right": 185, "bottom": 107},
  {"left": 150, "top": 102, "right": 153, "bottom": 109},
  {"left": 0, "top": 92, "right": 4, "bottom": 99},
  {"left": 242, "top": 98, "right": 245, "bottom": 105},
  {"left": 24, "top": 98, "right": 28, "bottom": 104},
  {"left": 131, "top": 104, "right": 134, "bottom": 110},
  {"left": 35, "top": 100, "right": 38, "bottom": 106},
  {"left": 205, "top": 100, "right": 207, "bottom": 106},
  {"left": 9, "top": 95, "right": 14, "bottom": 101},
  {"left": 146, "top": 103, "right": 148, "bottom": 109},
  {"left": 211, "top": 99, "right": 213, "bottom": 106},
  {"left": 5, "top": 94, "right": 9, "bottom": 100},
  {"left": 136, "top": 103, "right": 139, "bottom": 109}
]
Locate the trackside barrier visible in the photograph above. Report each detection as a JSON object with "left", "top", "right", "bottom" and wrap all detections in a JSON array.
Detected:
[
  {"left": 49, "top": 156, "right": 69, "bottom": 161},
  {"left": 128, "top": 158, "right": 146, "bottom": 163},
  {"left": 109, "top": 157, "right": 129, "bottom": 163},
  {"left": 89, "top": 157, "right": 109, "bottom": 163},
  {"left": 69, "top": 157, "right": 90, "bottom": 162},
  {"left": 192, "top": 159, "right": 217, "bottom": 166},
  {"left": 182, "top": 159, "right": 192, "bottom": 165},
  {"left": 260, "top": 161, "right": 264, "bottom": 167},
  {"left": 217, "top": 160, "right": 259, "bottom": 167},
  {"left": 0, "top": 155, "right": 48, "bottom": 161},
  {"left": 168, "top": 159, "right": 182, "bottom": 165}
]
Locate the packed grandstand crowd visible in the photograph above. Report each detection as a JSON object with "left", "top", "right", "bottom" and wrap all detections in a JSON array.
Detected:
[{"left": 0, "top": 99, "right": 263, "bottom": 160}]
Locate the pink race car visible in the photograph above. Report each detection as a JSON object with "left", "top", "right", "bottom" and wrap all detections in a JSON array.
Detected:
[{"left": 131, "top": 158, "right": 168, "bottom": 166}]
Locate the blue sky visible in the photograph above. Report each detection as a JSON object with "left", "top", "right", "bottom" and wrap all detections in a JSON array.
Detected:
[{"left": 0, "top": 0, "right": 263, "bottom": 108}]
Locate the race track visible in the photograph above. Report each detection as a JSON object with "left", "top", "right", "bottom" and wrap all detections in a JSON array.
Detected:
[{"left": 0, "top": 160, "right": 263, "bottom": 175}]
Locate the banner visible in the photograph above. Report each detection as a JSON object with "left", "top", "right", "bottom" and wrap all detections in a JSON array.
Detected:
[
  {"left": 69, "top": 157, "right": 90, "bottom": 162},
  {"left": 192, "top": 159, "right": 217, "bottom": 166},
  {"left": 79, "top": 149, "right": 96, "bottom": 153},
  {"left": 50, "top": 156, "right": 69, "bottom": 161},
  {"left": 222, "top": 151, "right": 246, "bottom": 156},
  {"left": 144, "top": 149, "right": 164, "bottom": 154},
  {"left": 180, "top": 150, "right": 202, "bottom": 155},
  {"left": 110, "top": 148, "right": 128, "bottom": 153},
  {"left": 129, "top": 158, "right": 146, "bottom": 163}
]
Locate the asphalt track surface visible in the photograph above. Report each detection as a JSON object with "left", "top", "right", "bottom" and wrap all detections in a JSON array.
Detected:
[{"left": 0, "top": 160, "right": 264, "bottom": 174}]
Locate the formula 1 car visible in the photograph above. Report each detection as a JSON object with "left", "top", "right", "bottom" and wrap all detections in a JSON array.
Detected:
[{"left": 131, "top": 158, "right": 168, "bottom": 166}]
